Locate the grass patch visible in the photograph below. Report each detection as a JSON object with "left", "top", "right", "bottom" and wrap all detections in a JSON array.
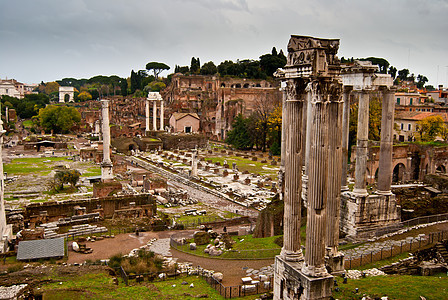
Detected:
[
  {"left": 82, "top": 167, "right": 102, "bottom": 177},
  {"left": 175, "top": 234, "right": 281, "bottom": 259},
  {"left": 39, "top": 272, "right": 261, "bottom": 300},
  {"left": 22, "top": 120, "right": 33, "bottom": 128},
  {"left": 4, "top": 157, "right": 70, "bottom": 175},
  {"left": 333, "top": 273, "right": 448, "bottom": 300}
]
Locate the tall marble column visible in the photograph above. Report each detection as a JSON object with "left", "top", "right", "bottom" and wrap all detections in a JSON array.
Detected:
[
  {"left": 153, "top": 100, "right": 157, "bottom": 131},
  {"left": 101, "top": 100, "right": 113, "bottom": 181},
  {"left": 326, "top": 95, "right": 343, "bottom": 251},
  {"left": 377, "top": 87, "right": 396, "bottom": 194},
  {"left": 160, "top": 100, "right": 164, "bottom": 131},
  {"left": 302, "top": 80, "right": 329, "bottom": 277},
  {"left": 341, "top": 87, "right": 352, "bottom": 190},
  {"left": 301, "top": 89, "right": 312, "bottom": 204},
  {"left": 145, "top": 98, "right": 150, "bottom": 133},
  {"left": 191, "top": 150, "right": 198, "bottom": 177},
  {"left": 281, "top": 79, "right": 304, "bottom": 262},
  {"left": 353, "top": 92, "right": 370, "bottom": 196},
  {"left": 278, "top": 87, "right": 287, "bottom": 201}
]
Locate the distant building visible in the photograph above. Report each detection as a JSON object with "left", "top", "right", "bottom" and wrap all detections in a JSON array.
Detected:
[
  {"left": 0, "top": 78, "right": 24, "bottom": 98},
  {"left": 169, "top": 112, "right": 200, "bottom": 133},
  {"left": 394, "top": 111, "right": 448, "bottom": 142},
  {"left": 395, "top": 91, "right": 428, "bottom": 106}
]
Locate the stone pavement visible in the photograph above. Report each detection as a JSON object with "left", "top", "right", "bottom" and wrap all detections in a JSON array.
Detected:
[{"left": 342, "top": 233, "right": 426, "bottom": 259}]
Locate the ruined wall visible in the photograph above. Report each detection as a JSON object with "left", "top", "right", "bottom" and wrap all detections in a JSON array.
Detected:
[{"left": 24, "top": 194, "right": 156, "bottom": 220}]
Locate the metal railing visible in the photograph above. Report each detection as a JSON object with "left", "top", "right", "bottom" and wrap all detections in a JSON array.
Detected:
[
  {"left": 345, "top": 230, "right": 448, "bottom": 269},
  {"left": 375, "top": 212, "right": 448, "bottom": 236}
]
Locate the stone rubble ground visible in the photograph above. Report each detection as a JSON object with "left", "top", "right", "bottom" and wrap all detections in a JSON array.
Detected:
[
  {"left": 342, "top": 233, "right": 427, "bottom": 259},
  {"left": 0, "top": 284, "right": 28, "bottom": 299},
  {"left": 345, "top": 268, "right": 386, "bottom": 279}
]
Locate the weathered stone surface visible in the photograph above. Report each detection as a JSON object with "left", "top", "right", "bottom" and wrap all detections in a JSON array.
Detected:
[{"left": 193, "top": 231, "right": 210, "bottom": 245}]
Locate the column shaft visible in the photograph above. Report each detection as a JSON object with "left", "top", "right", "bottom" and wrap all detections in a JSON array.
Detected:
[
  {"left": 101, "top": 100, "right": 113, "bottom": 181},
  {"left": 377, "top": 88, "right": 395, "bottom": 194},
  {"left": 160, "top": 101, "right": 164, "bottom": 131},
  {"left": 353, "top": 92, "right": 370, "bottom": 196},
  {"left": 281, "top": 82, "right": 304, "bottom": 261},
  {"left": 153, "top": 101, "right": 157, "bottom": 131},
  {"left": 145, "top": 99, "right": 150, "bottom": 133},
  {"left": 302, "top": 82, "right": 329, "bottom": 277},
  {"left": 341, "top": 88, "right": 351, "bottom": 190},
  {"left": 325, "top": 99, "right": 344, "bottom": 253},
  {"left": 278, "top": 90, "right": 287, "bottom": 200}
]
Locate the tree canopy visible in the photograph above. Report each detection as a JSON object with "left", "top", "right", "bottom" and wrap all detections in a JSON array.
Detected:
[
  {"left": 416, "top": 115, "right": 444, "bottom": 142},
  {"left": 225, "top": 114, "right": 254, "bottom": 150},
  {"left": 145, "top": 62, "right": 170, "bottom": 79},
  {"left": 38, "top": 105, "right": 81, "bottom": 133}
]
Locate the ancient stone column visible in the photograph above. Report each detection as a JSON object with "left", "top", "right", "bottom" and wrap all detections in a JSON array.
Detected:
[
  {"left": 278, "top": 87, "right": 287, "bottom": 201},
  {"left": 280, "top": 79, "right": 304, "bottom": 262},
  {"left": 191, "top": 150, "right": 198, "bottom": 177},
  {"left": 0, "top": 115, "right": 6, "bottom": 236},
  {"left": 301, "top": 89, "right": 312, "bottom": 204},
  {"left": 377, "top": 87, "right": 396, "bottom": 194},
  {"left": 153, "top": 100, "right": 157, "bottom": 131},
  {"left": 325, "top": 93, "right": 344, "bottom": 258},
  {"left": 341, "top": 87, "right": 352, "bottom": 190},
  {"left": 160, "top": 100, "right": 164, "bottom": 131},
  {"left": 145, "top": 98, "right": 150, "bottom": 133},
  {"left": 101, "top": 100, "right": 114, "bottom": 181},
  {"left": 302, "top": 80, "right": 330, "bottom": 277},
  {"left": 353, "top": 91, "right": 370, "bottom": 196}
]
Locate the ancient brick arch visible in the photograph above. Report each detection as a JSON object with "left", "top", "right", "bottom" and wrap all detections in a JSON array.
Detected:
[
  {"left": 436, "top": 164, "right": 447, "bottom": 174},
  {"left": 392, "top": 162, "right": 407, "bottom": 183}
]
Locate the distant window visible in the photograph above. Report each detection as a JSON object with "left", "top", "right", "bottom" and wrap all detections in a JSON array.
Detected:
[
  {"left": 185, "top": 126, "right": 192, "bottom": 133},
  {"left": 410, "top": 98, "right": 413, "bottom": 105},
  {"left": 408, "top": 124, "right": 411, "bottom": 131},
  {"left": 397, "top": 98, "right": 401, "bottom": 105},
  {"left": 400, "top": 123, "right": 404, "bottom": 130}
]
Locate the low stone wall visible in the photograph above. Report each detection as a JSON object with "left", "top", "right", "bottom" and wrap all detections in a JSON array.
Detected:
[
  {"left": 160, "top": 133, "right": 207, "bottom": 150},
  {"left": 24, "top": 194, "right": 156, "bottom": 221}
]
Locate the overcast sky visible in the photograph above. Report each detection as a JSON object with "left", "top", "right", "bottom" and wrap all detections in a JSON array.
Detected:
[{"left": 1, "top": 0, "right": 447, "bottom": 87}]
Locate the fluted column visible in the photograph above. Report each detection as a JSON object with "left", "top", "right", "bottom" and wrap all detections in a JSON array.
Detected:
[
  {"left": 278, "top": 88, "right": 287, "bottom": 201},
  {"left": 325, "top": 95, "right": 344, "bottom": 255},
  {"left": 160, "top": 100, "right": 164, "bottom": 131},
  {"left": 301, "top": 89, "right": 312, "bottom": 204},
  {"left": 145, "top": 98, "right": 150, "bottom": 133},
  {"left": 101, "top": 100, "right": 113, "bottom": 181},
  {"left": 353, "top": 91, "right": 370, "bottom": 196},
  {"left": 302, "top": 81, "right": 329, "bottom": 277},
  {"left": 377, "top": 87, "right": 396, "bottom": 194},
  {"left": 281, "top": 79, "right": 304, "bottom": 262},
  {"left": 341, "top": 87, "right": 352, "bottom": 190},
  {"left": 153, "top": 100, "right": 157, "bottom": 131}
]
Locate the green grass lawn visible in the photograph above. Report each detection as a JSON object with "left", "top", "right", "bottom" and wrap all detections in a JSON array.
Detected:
[
  {"left": 81, "top": 166, "right": 102, "bottom": 177},
  {"left": 39, "top": 272, "right": 261, "bottom": 300},
  {"left": 174, "top": 234, "right": 281, "bottom": 259},
  {"left": 4, "top": 157, "right": 71, "bottom": 175},
  {"left": 333, "top": 273, "right": 448, "bottom": 300},
  {"left": 22, "top": 120, "right": 33, "bottom": 128}
]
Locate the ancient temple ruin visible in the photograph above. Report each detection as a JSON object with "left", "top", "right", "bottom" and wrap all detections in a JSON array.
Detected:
[
  {"left": 274, "top": 35, "right": 342, "bottom": 300},
  {"left": 147, "top": 92, "right": 164, "bottom": 132},
  {"left": 339, "top": 61, "right": 400, "bottom": 239}
]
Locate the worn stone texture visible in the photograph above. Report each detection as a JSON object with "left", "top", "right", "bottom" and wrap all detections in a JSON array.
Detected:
[{"left": 274, "top": 256, "right": 333, "bottom": 300}]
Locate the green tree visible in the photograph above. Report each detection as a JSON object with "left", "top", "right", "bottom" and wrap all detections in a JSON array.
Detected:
[
  {"left": 44, "top": 81, "right": 60, "bottom": 95},
  {"left": 267, "top": 105, "right": 282, "bottom": 155},
  {"left": 416, "top": 74, "right": 428, "bottom": 89},
  {"left": 54, "top": 169, "right": 81, "bottom": 191},
  {"left": 416, "top": 115, "right": 444, "bottom": 142},
  {"left": 77, "top": 91, "right": 92, "bottom": 101},
  {"left": 120, "top": 79, "right": 128, "bottom": 96},
  {"left": 38, "top": 105, "right": 81, "bottom": 133},
  {"left": 144, "top": 81, "right": 166, "bottom": 93},
  {"left": 145, "top": 62, "right": 170, "bottom": 79},
  {"left": 190, "top": 57, "right": 201, "bottom": 74},
  {"left": 259, "top": 48, "right": 287, "bottom": 77},
  {"left": 200, "top": 61, "right": 217, "bottom": 75},
  {"left": 397, "top": 69, "right": 410, "bottom": 81},
  {"left": 225, "top": 114, "right": 253, "bottom": 150},
  {"left": 359, "top": 57, "right": 389, "bottom": 74},
  {"left": 388, "top": 66, "right": 397, "bottom": 79}
]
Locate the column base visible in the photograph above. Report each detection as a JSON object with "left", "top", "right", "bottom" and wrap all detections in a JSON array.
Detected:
[
  {"left": 352, "top": 188, "right": 368, "bottom": 197},
  {"left": 301, "top": 262, "right": 328, "bottom": 278},
  {"left": 376, "top": 189, "right": 392, "bottom": 196},
  {"left": 274, "top": 256, "right": 333, "bottom": 300},
  {"left": 281, "top": 248, "right": 304, "bottom": 262}
]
